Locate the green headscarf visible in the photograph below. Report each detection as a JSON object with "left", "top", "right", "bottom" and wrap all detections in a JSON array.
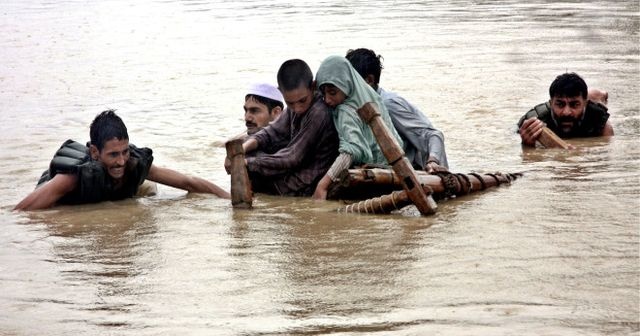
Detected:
[{"left": 316, "top": 55, "right": 403, "bottom": 165}]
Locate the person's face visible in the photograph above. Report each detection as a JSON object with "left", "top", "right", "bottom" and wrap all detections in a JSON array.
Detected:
[
  {"left": 321, "top": 84, "right": 347, "bottom": 108},
  {"left": 91, "top": 138, "right": 130, "bottom": 180},
  {"left": 282, "top": 84, "right": 314, "bottom": 115},
  {"left": 244, "top": 97, "right": 273, "bottom": 135},
  {"left": 550, "top": 95, "right": 587, "bottom": 133}
]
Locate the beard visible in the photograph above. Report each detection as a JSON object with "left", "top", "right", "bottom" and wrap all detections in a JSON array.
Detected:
[{"left": 554, "top": 115, "right": 580, "bottom": 136}]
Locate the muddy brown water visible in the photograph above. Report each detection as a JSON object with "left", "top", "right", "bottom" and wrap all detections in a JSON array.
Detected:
[{"left": 1, "top": 1, "right": 638, "bottom": 335}]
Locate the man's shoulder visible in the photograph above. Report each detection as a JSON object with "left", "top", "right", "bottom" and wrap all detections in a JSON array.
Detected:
[
  {"left": 517, "top": 102, "right": 552, "bottom": 127},
  {"left": 129, "top": 142, "right": 153, "bottom": 159},
  {"left": 586, "top": 100, "right": 609, "bottom": 115},
  {"left": 581, "top": 101, "right": 610, "bottom": 134},
  {"left": 379, "top": 87, "right": 414, "bottom": 108},
  {"left": 379, "top": 87, "right": 422, "bottom": 119},
  {"left": 378, "top": 87, "right": 402, "bottom": 102},
  {"left": 50, "top": 139, "right": 90, "bottom": 172},
  {"left": 526, "top": 102, "right": 552, "bottom": 119},
  {"left": 307, "top": 96, "right": 332, "bottom": 116}
]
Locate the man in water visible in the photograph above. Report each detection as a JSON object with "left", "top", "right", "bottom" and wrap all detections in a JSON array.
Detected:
[
  {"left": 15, "top": 110, "right": 229, "bottom": 210},
  {"left": 226, "top": 59, "right": 339, "bottom": 196},
  {"left": 242, "top": 82, "right": 284, "bottom": 136},
  {"left": 518, "top": 72, "right": 613, "bottom": 146},
  {"left": 345, "top": 48, "right": 449, "bottom": 172}
]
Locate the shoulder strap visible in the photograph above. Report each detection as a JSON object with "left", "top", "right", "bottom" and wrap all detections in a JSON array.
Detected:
[
  {"left": 581, "top": 101, "right": 610, "bottom": 135},
  {"left": 518, "top": 102, "right": 551, "bottom": 128},
  {"left": 50, "top": 139, "right": 89, "bottom": 175},
  {"left": 37, "top": 140, "right": 90, "bottom": 187},
  {"left": 128, "top": 144, "right": 154, "bottom": 186}
]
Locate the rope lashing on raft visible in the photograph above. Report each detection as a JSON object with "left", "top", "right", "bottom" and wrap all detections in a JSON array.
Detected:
[
  {"left": 431, "top": 171, "right": 470, "bottom": 198},
  {"left": 468, "top": 172, "right": 486, "bottom": 191}
]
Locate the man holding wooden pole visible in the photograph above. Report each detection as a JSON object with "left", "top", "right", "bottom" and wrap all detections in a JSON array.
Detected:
[{"left": 518, "top": 73, "right": 613, "bottom": 148}]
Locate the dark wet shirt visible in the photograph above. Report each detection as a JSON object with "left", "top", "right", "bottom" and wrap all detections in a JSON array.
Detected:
[{"left": 246, "top": 94, "right": 339, "bottom": 196}]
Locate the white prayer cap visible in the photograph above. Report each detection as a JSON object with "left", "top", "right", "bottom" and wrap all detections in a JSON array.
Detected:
[{"left": 246, "top": 82, "right": 284, "bottom": 104}]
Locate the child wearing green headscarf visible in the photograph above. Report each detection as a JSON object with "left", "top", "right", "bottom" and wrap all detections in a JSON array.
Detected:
[{"left": 312, "top": 55, "right": 404, "bottom": 200}]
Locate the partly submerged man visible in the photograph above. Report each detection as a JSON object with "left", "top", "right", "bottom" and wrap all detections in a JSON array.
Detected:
[
  {"left": 346, "top": 48, "right": 449, "bottom": 172},
  {"left": 518, "top": 72, "right": 613, "bottom": 146},
  {"left": 15, "top": 110, "right": 229, "bottom": 210},
  {"left": 229, "top": 59, "right": 339, "bottom": 196}
]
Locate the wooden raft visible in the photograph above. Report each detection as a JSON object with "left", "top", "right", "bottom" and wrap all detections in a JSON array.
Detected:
[
  {"left": 223, "top": 102, "right": 522, "bottom": 216},
  {"left": 337, "top": 169, "right": 522, "bottom": 214}
]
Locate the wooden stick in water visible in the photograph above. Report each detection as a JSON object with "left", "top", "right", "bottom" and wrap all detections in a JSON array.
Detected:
[
  {"left": 538, "top": 127, "right": 572, "bottom": 149},
  {"left": 357, "top": 102, "right": 437, "bottom": 215},
  {"left": 225, "top": 139, "right": 253, "bottom": 209}
]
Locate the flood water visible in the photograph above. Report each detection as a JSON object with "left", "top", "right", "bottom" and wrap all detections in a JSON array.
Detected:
[{"left": 1, "top": 1, "right": 639, "bottom": 335}]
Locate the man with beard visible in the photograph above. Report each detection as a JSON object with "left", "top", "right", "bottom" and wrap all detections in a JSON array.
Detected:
[
  {"left": 15, "top": 110, "right": 229, "bottom": 210},
  {"left": 518, "top": 72, "right": 613, "bottom": 146}
]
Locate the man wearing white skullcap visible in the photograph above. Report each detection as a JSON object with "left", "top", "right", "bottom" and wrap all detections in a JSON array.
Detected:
[{"left": 244, "top": 82, "right": 284, "bottom": 135}]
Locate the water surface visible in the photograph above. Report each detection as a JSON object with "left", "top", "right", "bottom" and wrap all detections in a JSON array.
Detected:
[{"left": 1, "top": 1, "right": 638, "bottom": 335}]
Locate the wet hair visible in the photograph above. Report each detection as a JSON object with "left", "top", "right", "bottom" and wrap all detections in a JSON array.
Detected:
[
  {"left": 549, "top": 72, "right": 588, "bottom": 99},
  {"left": 89, "top": 109, "right": 128, "bottom": 151},
  {"left": 245, "top": 94, "right": 284, "bottom": 112},
  {"left": 277, "top": 59, "right": 313, "bottom": 91},
  {"left": 345, "top": 48, "right": 384, "bottom": 86}
]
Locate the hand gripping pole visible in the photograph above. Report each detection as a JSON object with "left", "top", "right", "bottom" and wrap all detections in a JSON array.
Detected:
[{"left": 225, "top": 139, "right": 253, "bottom": 209}]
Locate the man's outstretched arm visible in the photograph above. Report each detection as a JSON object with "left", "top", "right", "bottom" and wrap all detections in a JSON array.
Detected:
[
  {"left": 146, "top": 165, "right": 230, "bottom": 199},
  {"left": 14, "top": 174, "right": 77, "bottom": 211}
]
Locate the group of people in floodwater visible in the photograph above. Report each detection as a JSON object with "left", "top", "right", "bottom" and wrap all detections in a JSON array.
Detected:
[{"left": 14, "top": 48, "right": 614, "bottom": 211}]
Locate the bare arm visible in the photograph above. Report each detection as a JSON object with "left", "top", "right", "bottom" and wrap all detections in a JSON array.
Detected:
[
  {"left": 14, "top": 173, "right": 77, "bottom": 211},
  {"left": 242, "top": 138, "right": 259, "bottom": 154},
  {"left": 602, "top": 120, "right": 614, "bottom": 136},
  {"left": 146, "top": 164, "right": 230, "bottom": 199},
  {"left": 312, "top": 153, "right": 353, "bottom": 200},
  {"left": 312, "top": 174, "right": 332, "bottom": 200}
]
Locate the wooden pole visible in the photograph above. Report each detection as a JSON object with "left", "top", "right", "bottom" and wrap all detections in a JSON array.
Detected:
[
  {"left": 538, "top": 127, "right": 572, "bottom": 149},
  {"left": 341, "top": 168, "right": 447, "bottom": 193},
  {"left": 340, "top": 190, "right": 412, "bottom": 214},
  {"left": 343, "top": 169, "right": 521, "bottom": 191},
  {"left": 357, "top": 102, "right": 437, "bottom": 215},
  {"left": 225, "top": 139, "right": 253, "bottom": 209}
]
